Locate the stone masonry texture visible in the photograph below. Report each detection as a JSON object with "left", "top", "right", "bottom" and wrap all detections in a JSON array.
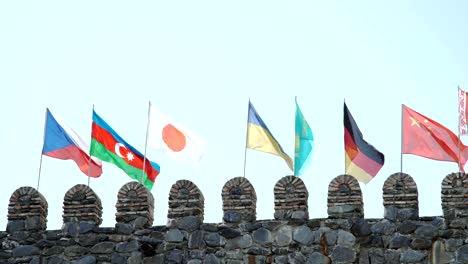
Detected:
[{"left": 1, "top": 173, "right": 467, "bottom": 264}]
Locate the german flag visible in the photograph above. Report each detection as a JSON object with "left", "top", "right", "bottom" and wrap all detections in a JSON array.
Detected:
[{"left": 344, "top": 103, "right": 384, "bottom": 183}]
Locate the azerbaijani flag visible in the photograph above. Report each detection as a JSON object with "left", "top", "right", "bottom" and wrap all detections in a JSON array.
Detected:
[
  {"left": 344, "top": 102, "right": 384, "bottom": 184},
  {"left": 247, "top": 101, "right": 293, "bottom": 171},
  {"left": 42, "top": 108, "right": 103, "bottom": 177},
  {"left": 90, "top": 110, "right": 160, "bottom": 190}
]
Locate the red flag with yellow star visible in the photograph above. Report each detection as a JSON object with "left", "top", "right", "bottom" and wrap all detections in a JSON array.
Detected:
[{"left": 402, "top": 104, "right": 468, "bottom": 170}]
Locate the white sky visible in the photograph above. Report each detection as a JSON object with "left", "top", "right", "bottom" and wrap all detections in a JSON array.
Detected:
[{"left": 1, "top": 1, "right": 467, "bottom": 230}]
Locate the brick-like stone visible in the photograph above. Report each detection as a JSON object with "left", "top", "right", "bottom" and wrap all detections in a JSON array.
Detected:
[
  {"left": 337, "top": 230, "right": 355, "bottom": 246},
  {"left": 115, "top": 240, "right": 139, "bottom": 253},
  {"left": 400, "top": 249, "right": 426, "bottom": 263},
  {"left": 293, "top": 226, "right": 313, "bottom": 245},
  {"left": 177, "top": 216, "right": 202, "bottom": 232},
  {"left": 12, "top": 245, "right": 40, "bottom": 257},
  {"left": 306, "top": 252, "right": 330, "bottom": 264},
  {"left": 73, "top": 255, "right": 96, "bottom": 264},
  {"left": 189, "top": 230, "right": 206, "bottom": 249},
  {"left": 90, "top": 241, "right": 115, "bottom": 254},
  {"left": 351, "top": 218, "right": 371, "bottom": 237},
  {"left": 330, "top": 245, "right": 356, "bottom": 263},
  {"left": 203, "top": 254, "right": 220, "bottom": 264},
  {"left": 414, "top": 225, "right": 439, "bottom": 240},
  {"left": 166, "top": 229, "right": 184, "bottom": 242},
  {"left": 219, "top": 228, "right": 241, "bottom": 239},
  {"left": 65, "top": 245, "right": 89, "bottom": 257},
  {"left": 389, "top": 234, "right": 411, "bottom": 249},
  {"left": 274, "top": 225, "right": 292, "bottom": 247},
  {"left": 111, "top": 253, "right": 127, "bottom": 264},
  {"left": 43, "top": 246, "right": 64, "bottom": 256},
  {"left": 205, "top": 232, "right": 224, "bottom": 247},
  {"left": 252, "top": 228, "right": 272, "bottom": 245},
  {"left": 457, "top": 245, "right": 468, "bottom": 263},
  {"left": 166, "top": 249, "right": 185, "bottom": 263}
]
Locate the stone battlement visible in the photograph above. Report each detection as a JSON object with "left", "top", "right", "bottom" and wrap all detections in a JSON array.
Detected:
[{"left": 1, "top": 173, "right": 467, "bottom": 263}]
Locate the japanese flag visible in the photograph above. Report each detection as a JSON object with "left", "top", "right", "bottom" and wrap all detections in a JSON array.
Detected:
[{"left": 147, "top": 103, "right": 205, "bottom": 164}]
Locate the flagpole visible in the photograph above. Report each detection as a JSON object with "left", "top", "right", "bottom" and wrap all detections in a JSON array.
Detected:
[
  {"left": 344, "top": 99, "right": 346, "bottom": 175},
  {"left": 293, "top": 95, "right": 304, "bottom": 176},
  {"left": 141, "top": 101, "right": 151, "bottom": 184},
  {"left": 37, "top": 109, "right": 48, "bottom": 191},
  {"left": 458, "top": 131, "right": 462, "bottom": 173},
  {"left": 400, "top": 104, "right": 404, "bottom": 174},
  {"left": 243, "top": 98, "right": 250, "bottom": 177},
  {"left": 37, "top": 155, "right": 43, "bottom": 191},
  {"left": 457, "top": 86, "right": 462, "bottom": 173},
  {"left": 87, "top": 105, "right": 95, "bottom": 187}
]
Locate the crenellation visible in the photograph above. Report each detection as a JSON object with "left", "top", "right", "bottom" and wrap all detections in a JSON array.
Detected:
[
  {"left": 327, "top": 175, "right": 363, "bottom": 220},
  {"left": 383, "top": 173, "right": 419, "bottom": 223},
  {"left": 6, "top": 186, "right": 48, "bottom": 243},
  {"left": 222, "top": 177, "right": 257, "bottom": 224},
  {"left": 63, "top": 184, "right": 102, "bottom": 225},
  {"left": 441, "top": 173, "right": 468, "bottom": 222},
  {"left": 1, "top": 172, "right": 468, "bottom": 263},
  {"left": 274, "top": 176, "right": 309, "bottom": 221},
  {"left": 167, "top": 180, "right": 204, "bottom": 222},
  {"left": 115, "top": 181, "right": 154, "bottom": 228}
]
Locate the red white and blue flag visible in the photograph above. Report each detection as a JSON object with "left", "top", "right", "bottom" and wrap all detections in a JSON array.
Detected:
[{"left": 42, "top": 108, "right": 103, "bottom": 177}]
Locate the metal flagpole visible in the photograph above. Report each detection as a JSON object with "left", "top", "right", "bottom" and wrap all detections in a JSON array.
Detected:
[
  {"left": 88, "top": 104, "right": 95, "bottom": 187},
  {"left": 343, "top": 98, "right": 351, "bottom": 174},
  {"left": 400, "top": 104, "right": 404, "bottom": 174},
  {"left": 457, "top": 86, "right": 462, "bottom": 173},
  {"left": 294, "top": 96, "right": 298, "bottom": 176},
  {"left": 343, "top": 99, "right": 346, "bottom": 175},
  {"left": 37, "top": 108, "right": 48, "bottom": 191},
  {"left": 37, "top": 155, "right": 44, "bottom": 191},
  {"left": 458, "top": 131, "right": 462, "bottom": 173},
  {"left": 141, "top": 101, "right": 151, "bottom": 184},
  {"left": 243, "top": 98, "right": 250, "bottom": 177}
]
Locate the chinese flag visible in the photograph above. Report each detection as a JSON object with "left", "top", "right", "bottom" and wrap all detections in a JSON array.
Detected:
[{"left": 402, "top": 104, "right": 468, "bottom": 171}]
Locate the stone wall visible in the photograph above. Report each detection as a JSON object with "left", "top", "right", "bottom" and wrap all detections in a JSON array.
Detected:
[{"left": 1, "top": 173, "right": 467, "bottom": 264}]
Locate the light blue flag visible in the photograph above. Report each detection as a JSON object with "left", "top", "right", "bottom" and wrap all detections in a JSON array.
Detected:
[{"left": 294, "top": 99, "right": 314, "bottom": 176}]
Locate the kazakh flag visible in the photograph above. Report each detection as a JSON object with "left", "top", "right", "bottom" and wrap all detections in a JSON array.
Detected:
[{"left": 294, "top": 98, "right": 314, "bottom": 176}]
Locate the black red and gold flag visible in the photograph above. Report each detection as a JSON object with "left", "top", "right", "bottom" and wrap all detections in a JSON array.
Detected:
[{"left": 344, "top": 103, "right": 385, "bottom": 183}]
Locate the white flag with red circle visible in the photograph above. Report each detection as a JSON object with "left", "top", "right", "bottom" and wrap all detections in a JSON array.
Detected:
[{"left": 147, "top": 103, "right": 205, "bottom": 164}]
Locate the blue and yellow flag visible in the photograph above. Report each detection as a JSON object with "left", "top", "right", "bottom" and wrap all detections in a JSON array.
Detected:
[
  {"left": 247, "top": 102, "right": 293, "bottom": 171},
  {"left": 294, "top": 99, "right": 314, "bottom": 176}
]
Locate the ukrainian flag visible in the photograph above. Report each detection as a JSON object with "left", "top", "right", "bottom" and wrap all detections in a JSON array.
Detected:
[{"left": 247, "top": 101, "right": 293, "bottom": 171}]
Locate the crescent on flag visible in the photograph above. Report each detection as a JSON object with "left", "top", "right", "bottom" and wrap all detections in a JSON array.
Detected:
[{"left": 115, "top": 143, "right": 126, "bottom": 158}]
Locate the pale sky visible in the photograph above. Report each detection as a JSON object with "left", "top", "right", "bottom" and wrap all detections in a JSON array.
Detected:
[{"left": 1, "top": 1, "right": 467, "bottom": 231}]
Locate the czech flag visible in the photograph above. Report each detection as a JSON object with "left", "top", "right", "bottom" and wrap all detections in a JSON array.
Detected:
[{"left": 42, "top": 108, "right": 103, "bottom": 177}]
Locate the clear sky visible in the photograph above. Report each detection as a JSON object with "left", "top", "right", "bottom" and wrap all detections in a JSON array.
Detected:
[{"left": 1, "top": 1, "right": 468, "bottom": 231}]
